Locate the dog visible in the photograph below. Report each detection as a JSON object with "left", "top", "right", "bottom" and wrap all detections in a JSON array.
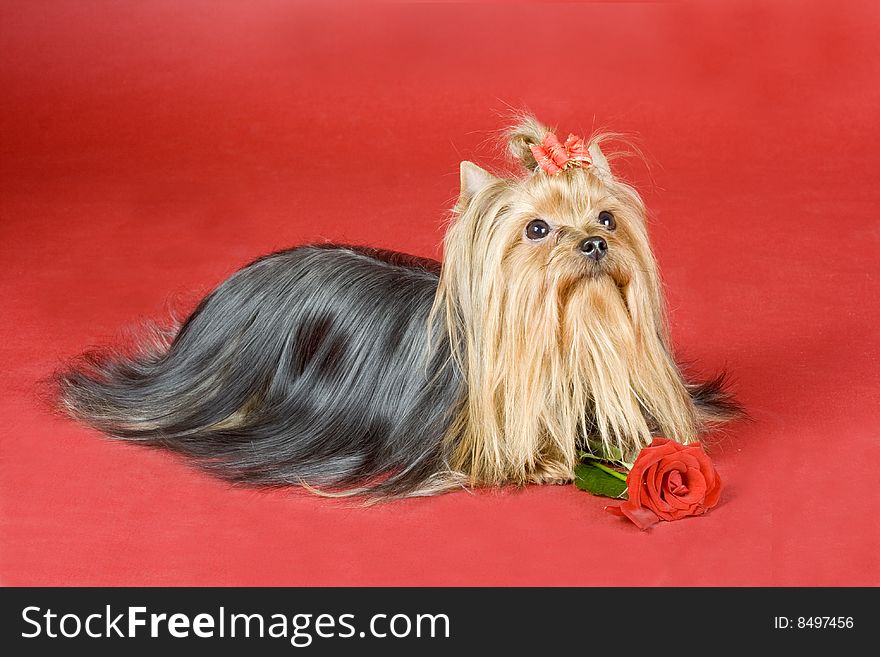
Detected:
[{"left": 57, "top": 115, "right": 739, "bottom": 497}]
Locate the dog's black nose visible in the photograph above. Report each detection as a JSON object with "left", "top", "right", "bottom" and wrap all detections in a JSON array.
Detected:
[{"left": 580, "top": 236, "right": 607, "bottom": 261}]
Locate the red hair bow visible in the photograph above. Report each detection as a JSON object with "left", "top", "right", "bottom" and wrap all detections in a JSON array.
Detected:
[{"left": 529, "top": 131, "right": 592, "bottom": 175}]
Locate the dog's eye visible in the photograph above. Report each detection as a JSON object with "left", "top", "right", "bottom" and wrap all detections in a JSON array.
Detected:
[
  {"left": 525, "top": 219, "right": 550, "bottom": 240},
  {"left": 598, "top": 210, "right": 616, "bottom": 230}
]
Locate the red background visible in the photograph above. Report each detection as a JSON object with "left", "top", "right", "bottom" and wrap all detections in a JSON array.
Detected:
[{"left": 1, "top": 0, "right": 878, "bottom": 586}]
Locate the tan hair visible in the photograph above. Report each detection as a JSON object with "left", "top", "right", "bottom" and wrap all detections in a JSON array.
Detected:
[{"left": 432, "top": 116, "right": 700, "bottom": 486}]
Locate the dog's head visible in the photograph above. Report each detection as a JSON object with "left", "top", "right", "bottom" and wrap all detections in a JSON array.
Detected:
[
  {"left": 435, "top": 115, "right": 697, "bottom": 484},
  {"left": 445, "top": 115, "right": 663, "bottom": 334}
]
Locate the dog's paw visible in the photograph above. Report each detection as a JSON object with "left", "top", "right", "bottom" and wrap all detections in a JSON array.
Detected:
[{"left": 528, "top": 465, "right": 574, "bottom": 486}]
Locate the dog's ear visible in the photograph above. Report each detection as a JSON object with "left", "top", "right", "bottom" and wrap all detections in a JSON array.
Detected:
[
  {"left": 589, "top": 142, "right": 614, "bottom": 183},
  {"left": 459, "top": 161, "right": 498, "bottom": 202}
]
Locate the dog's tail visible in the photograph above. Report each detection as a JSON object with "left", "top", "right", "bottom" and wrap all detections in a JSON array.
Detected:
[
  {"left": 688, "top": 370, "right": 746, "bottom": 429},
  {"left": 54, "top": 245, "right": 465, "bottom": 498}
]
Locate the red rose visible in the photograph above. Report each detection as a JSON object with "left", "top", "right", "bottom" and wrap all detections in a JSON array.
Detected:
[{"left": 605, "top": 438, "right": 722, "bottom": 530}]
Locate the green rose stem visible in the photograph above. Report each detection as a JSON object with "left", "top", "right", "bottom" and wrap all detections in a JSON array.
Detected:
[{"left": 590, "top": 461, "right": 628, "bottom": 482}]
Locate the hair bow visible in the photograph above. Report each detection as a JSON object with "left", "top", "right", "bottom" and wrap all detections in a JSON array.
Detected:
[{"left": 529, "top": 131, "right": 592, "bottom": 175}]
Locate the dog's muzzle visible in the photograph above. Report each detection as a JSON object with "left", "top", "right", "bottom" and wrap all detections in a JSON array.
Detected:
[{"left": 579, "top": 236, "right": 608, "bottom": 262}]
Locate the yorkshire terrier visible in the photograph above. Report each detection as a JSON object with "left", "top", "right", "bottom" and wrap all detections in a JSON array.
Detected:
[{"left": 57, "top": 115, "right": 739, "bottom": 497}]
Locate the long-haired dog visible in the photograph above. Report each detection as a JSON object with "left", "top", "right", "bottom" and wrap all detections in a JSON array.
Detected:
[{"left": 57, "top": 115, "right": 739, "bottom": 498}]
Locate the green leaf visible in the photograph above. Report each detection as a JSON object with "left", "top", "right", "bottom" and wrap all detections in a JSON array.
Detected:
[
  {"left": 602, "top": 445, "right": 625, "bottom": 463},
  {"left": 573, "top": 462, "right": 629, "bottom": 499},
  {"left": 579, "top": 445, "right": 629, "bottom": 469},
  {"left": 584, "top": 440, "right": 625, "bottom": 461}
]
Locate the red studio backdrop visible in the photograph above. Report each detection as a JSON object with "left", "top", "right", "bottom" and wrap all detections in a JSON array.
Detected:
[{"left": 1, "top": 0, "right": 878, "bottom": 586}]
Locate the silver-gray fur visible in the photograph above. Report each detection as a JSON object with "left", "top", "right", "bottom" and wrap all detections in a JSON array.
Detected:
[{"left": 57, "top": 245, "right": 464, "bottom": 497}]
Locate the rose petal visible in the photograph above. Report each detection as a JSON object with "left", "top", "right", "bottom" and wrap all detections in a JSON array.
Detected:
[
  {"left": 645, "top": 463, "right": 676, "bottom": 515},
  {"left": 664, "top": 473, "right": 706, "bottom": 512},
  {"left": 641, "top": 439, "right": 684, "bottom": 463},
  {"left": 680, "top": 467, "right": 707, "bottom": 501},
  {"left": 636, "top": 447, "right": 686, "bottom": 517},
  {"left": 668, "top": 504, "right": 706, "bottom": 520},
  {"left": 621, "top": 504, "right": 660, "bottom": 530},
  {"left": 681, "top": 445, "right": 723, "bottom": 508},
  {"left": 626, "top": 473, "right": 644, "bottom": 508},
  {"left": 625, "top": 460, "right": 652, "bottom": 508},
  {"left": 653, "top": 460, "right": 688, "bottom": 510},
  {"left": 652, "top": 459, "right": 696, "bottom": 517},
  {"left": 629, "top": 442, "right": 681, "bottom": 494},
  {"left": 662, "top": 473, "right": 693, "bottom": 510},
  {"left": 684, "top": 445, "right": 718, "bottom": 487},
  {"left": 703, "top": 471, "right": 723, "bottom": 508},
  {"left": 666, "top": 470, "right": 687, "bottom": 495},
  {"left": 674, "top": 452, "right": 702, "bottom": 472}
]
